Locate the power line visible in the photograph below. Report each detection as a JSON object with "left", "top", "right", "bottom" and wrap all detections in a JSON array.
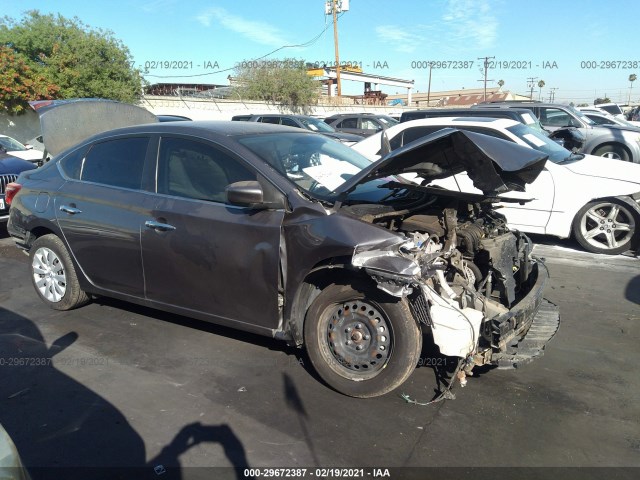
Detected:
[{"left": 145, "top": 12, "right": 344, "bottom": 79}]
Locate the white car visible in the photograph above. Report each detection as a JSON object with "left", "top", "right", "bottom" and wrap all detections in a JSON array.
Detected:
[
  {"left": 0, "top": 134, "right": 45, "bottom": 164},
  {"left": 352, "top": 117, "right": 640, "bottom": 255},
  {"left": 578, "top": 110, "right": 640, "bottom": 129}
]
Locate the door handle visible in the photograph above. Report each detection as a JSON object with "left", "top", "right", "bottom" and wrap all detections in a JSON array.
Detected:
[
  {"left": 59, "top": 205, "right": 82, "bottom": 215},
  {"left": 145, "top": 220, "right": 176, "bottom": 232}
]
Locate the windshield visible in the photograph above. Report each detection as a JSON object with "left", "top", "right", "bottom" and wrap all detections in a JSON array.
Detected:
[
  {"left": 299, "top": 117, "right": 336, "bottom": 133},
  {"left": 377, "top": 116, "right": 399, "bottom": 126},
  {"left": 506, "top": 123, "right": 573, "bottom": 164},
  {"left": 238, "top": 132, "right": 371, "bottom": 199},
  {"left": 566, "top": 105, "right": 595, "bottom": 125},
  {"left": 0, "top": 136, "right": 27, "bottom": 151}
]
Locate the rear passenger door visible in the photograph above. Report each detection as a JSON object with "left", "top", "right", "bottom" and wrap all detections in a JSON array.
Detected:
[
  {"left": 55, "top": 136, "right": 154, "bottom": 297},
  {"left": 141, "top": 136, "right": 285, "bottom": 331}
]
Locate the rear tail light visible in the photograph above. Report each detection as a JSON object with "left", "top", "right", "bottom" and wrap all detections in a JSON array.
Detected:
[{"left": 5, "top": 182, "right": 21, "bottom": 205}]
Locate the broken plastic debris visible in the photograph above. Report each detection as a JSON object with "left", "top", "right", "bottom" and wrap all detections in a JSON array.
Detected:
[
  {"left": 237, "top": 386, "right": 247, "bottom": 392},
  {"left": 457, "top": 371, "right": 467, "bottom": 388},
  {"left": 154, "top": 465, "right": 166, "bottom": 475}
]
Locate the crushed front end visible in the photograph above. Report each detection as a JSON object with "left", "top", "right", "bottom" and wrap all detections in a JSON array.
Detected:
[{"left": 348, "top": 196, "right": 560, "bottom": 382}]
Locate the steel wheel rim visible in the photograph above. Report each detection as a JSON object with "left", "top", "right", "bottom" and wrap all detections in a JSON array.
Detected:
[
  {"left": 323, "top": 300, "right": 392, "bottom": 380},
  {"left": 580, "top": 202, "right": 635, "bottom": 251},
  {"left": 32, "top": 247, "right": 67, "bottom": 302}
]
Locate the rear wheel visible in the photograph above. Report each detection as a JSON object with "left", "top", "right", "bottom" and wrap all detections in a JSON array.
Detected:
[
  {"left": 592, "top": 144, "right": 630, "bottom": 161},
  {"left": 30, "top": 234, "right": 90, "bottom": 310},
  {"left": 572, "top": 199, "right": 637, "bottom": 254},
  {"left": 304, "top": 282, "right": 421, "bottom": 398}
]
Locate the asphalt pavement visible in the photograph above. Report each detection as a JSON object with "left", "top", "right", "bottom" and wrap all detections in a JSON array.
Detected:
[{"left": 0, "top": 229, "right": 638, "bottom": 480}]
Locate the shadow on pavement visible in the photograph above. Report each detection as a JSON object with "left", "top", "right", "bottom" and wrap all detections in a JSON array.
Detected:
[
  {"left": 0, "top": 307, "right": 250, "bottom": 480},
  {"left": 625, "top": 275, "right": 640, "bottom": 305}
]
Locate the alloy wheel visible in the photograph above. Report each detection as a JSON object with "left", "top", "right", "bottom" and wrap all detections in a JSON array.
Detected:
[
  {"left": 32, "top": 247, "right": 67, "bottom": 302},
  {"left": 579, "top": 202, "right": 635, "bottom": 251}
]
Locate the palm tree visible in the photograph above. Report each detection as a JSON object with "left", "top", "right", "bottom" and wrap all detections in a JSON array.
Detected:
[
  {"left": 497, "top": 79, "right": 505, "bottom": 90},
  {"left": 538, "top": 80, "right": 545, "bottom": 100},
  {"left": 628, "top": 74, "right": 637, "bottom": 105}
]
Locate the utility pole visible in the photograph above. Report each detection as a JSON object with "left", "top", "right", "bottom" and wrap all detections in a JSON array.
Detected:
[
  {"left": 331, "top": 0, "right": 341, "bottom": 96},
  {"left": 549, "top": 88, "right": 558, "bottom": 102},
  {"left": 325, "top": 1, "right": 349, "bottom": 97},
  {"left": 427, "top": 62, "right": 433, "bottom": 106},
  {"left": 477, "top": 56, "right": 495, "bottom": 102},
  {"left": 527, "top": 77, "right": 538, "bottom": 99}
]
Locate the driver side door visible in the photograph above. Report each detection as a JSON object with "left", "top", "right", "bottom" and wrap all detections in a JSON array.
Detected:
[{"left": 141, "top": 136, "right": 286, "bottom": 332}]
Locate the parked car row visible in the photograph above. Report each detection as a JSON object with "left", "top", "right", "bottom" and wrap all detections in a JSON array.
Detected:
[
  {"left": 231, "top": 113, "right": 362, "bottom": 145},
  {"left": 0, "top": 134, "right": 46, "bottom": 164},
  {"left": 352, "top": 116, "right": 640, "bottom": 255},
  {"left": 469, "top": 101, "right": 640, "bottom": 162}
]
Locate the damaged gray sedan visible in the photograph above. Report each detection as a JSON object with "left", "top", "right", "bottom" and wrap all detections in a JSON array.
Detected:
[{"left": 7, "top": 120, "right": 559, "bottom": 398}]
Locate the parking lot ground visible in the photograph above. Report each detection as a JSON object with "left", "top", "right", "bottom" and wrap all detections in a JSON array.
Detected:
[{"left": 0, "top": 230, "right": 639, "bottom": 479}]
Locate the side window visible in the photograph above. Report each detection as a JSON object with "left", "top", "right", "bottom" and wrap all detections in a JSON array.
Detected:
[
  {"left": 361, "top": 118, "right": 381, "bottom": 130},
  {"left": 157, "top": 137, "right": 256, "bottom": 203},
  {"left": 402, "top": 126, "right": 443, "bottom": 145},
  {"left": 81, "top": 137, "right": 149, "bottom": 189},
  {"left": 59, "top": 145, "right": 90, "bottom": 180},
  {"left": 259, "top": 117, "right": 281, "bottom": 125},
  {"left": 337, "top": 118, "right": 358, "bottom": 128},
  {"left": 540, "top": 108, "right": 578, "bottom": 127},
  {"left": 386, "top": 126, "right": 442, "bottom": 152},
  {"left": 280, "top": 117, "right": 299, "bottom": 127}
]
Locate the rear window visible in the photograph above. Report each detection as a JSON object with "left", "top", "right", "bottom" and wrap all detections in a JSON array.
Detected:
[{"left": 598, "top": 104, "right": 623, "bottom": 116}]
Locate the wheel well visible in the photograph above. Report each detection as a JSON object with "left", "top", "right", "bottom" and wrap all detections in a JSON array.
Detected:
[
  {"left": 25, "top": 226, "right": 57, "bottom": 249},
  {"left": 591, "top": 142, "right": 631, "bottom": 159},
  {"left": 286, "top": 261, "right": 377, "bottom": 347}
]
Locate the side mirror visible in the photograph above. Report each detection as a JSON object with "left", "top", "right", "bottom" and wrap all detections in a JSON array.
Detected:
[{"left": 226, "top": 181, "right": 264, "bottom": 207}]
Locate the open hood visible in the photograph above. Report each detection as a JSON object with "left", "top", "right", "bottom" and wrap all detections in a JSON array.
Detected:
[
  {"left": 29, "top": 99, "right": 157, "bottom": 156},
  {"left": 336, "top": 128, "right": 548, "bottom": 196}
]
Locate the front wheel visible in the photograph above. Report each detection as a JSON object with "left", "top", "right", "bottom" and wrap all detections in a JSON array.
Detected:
[
  {"left": 572, "top": 200, "right": 637, "bottom": 254},
  {"left": 592, "top": 145, "right": 631, "bottom": 161},
  {"left": 304, "top": 282, "right": 421, "bottom": 398},
  {"left": 29, "top": 234, "right": 90, "bottom": 310}
]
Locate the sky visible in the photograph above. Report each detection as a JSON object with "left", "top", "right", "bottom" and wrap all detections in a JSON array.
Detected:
[{"left": 2, "top": 0, "right": 640, "bottom": 104}]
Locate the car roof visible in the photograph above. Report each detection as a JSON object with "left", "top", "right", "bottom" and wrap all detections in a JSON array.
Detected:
[
  {"left": 85, "top": 120, "right": 308, "bottom": 140},
  {"left": 254, "top": 114, "right": 316, "bottom": 119},
  {"left": 398, "top": 117, "right": 519, "bottom": 128},
  {"left": 326, "top": 113, "right": 389, "bottom": 118}
]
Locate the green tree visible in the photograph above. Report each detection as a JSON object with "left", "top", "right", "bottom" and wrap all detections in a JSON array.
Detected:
[
  {"left": 0, "top": 10, "right": 144, "bottom": 103},
  {"left": 233, "top": 59, "right": 320, "bottom": 111},
  {"left": 594, "top": 97, "right": 611, "bottom": 104},
  {"left": 0, "top": 46, "right": 58, "bottom": 114}
]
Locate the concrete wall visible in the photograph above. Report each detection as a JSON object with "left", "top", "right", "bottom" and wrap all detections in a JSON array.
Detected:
[{"left": 140, "top": 96, "right": 409, "bottom": 120}]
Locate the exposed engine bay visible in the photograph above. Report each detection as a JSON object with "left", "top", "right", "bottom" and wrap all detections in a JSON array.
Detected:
[{"left": 344, "top": 186, "right": 542, "bottom": 373}]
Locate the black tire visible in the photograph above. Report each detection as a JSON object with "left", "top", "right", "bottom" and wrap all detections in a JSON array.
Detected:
[
  {"left": 592, "top": 144, "right": 631, "bottom": 162},
  {"left": 304, "top": 282, "right": 421, "bottom": 398},
  {"left": 29, "top": 234, "right": 90, "bottom": 310},
  {"left": 572, "top": 199, "right": 637, "bottom": 255}
]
